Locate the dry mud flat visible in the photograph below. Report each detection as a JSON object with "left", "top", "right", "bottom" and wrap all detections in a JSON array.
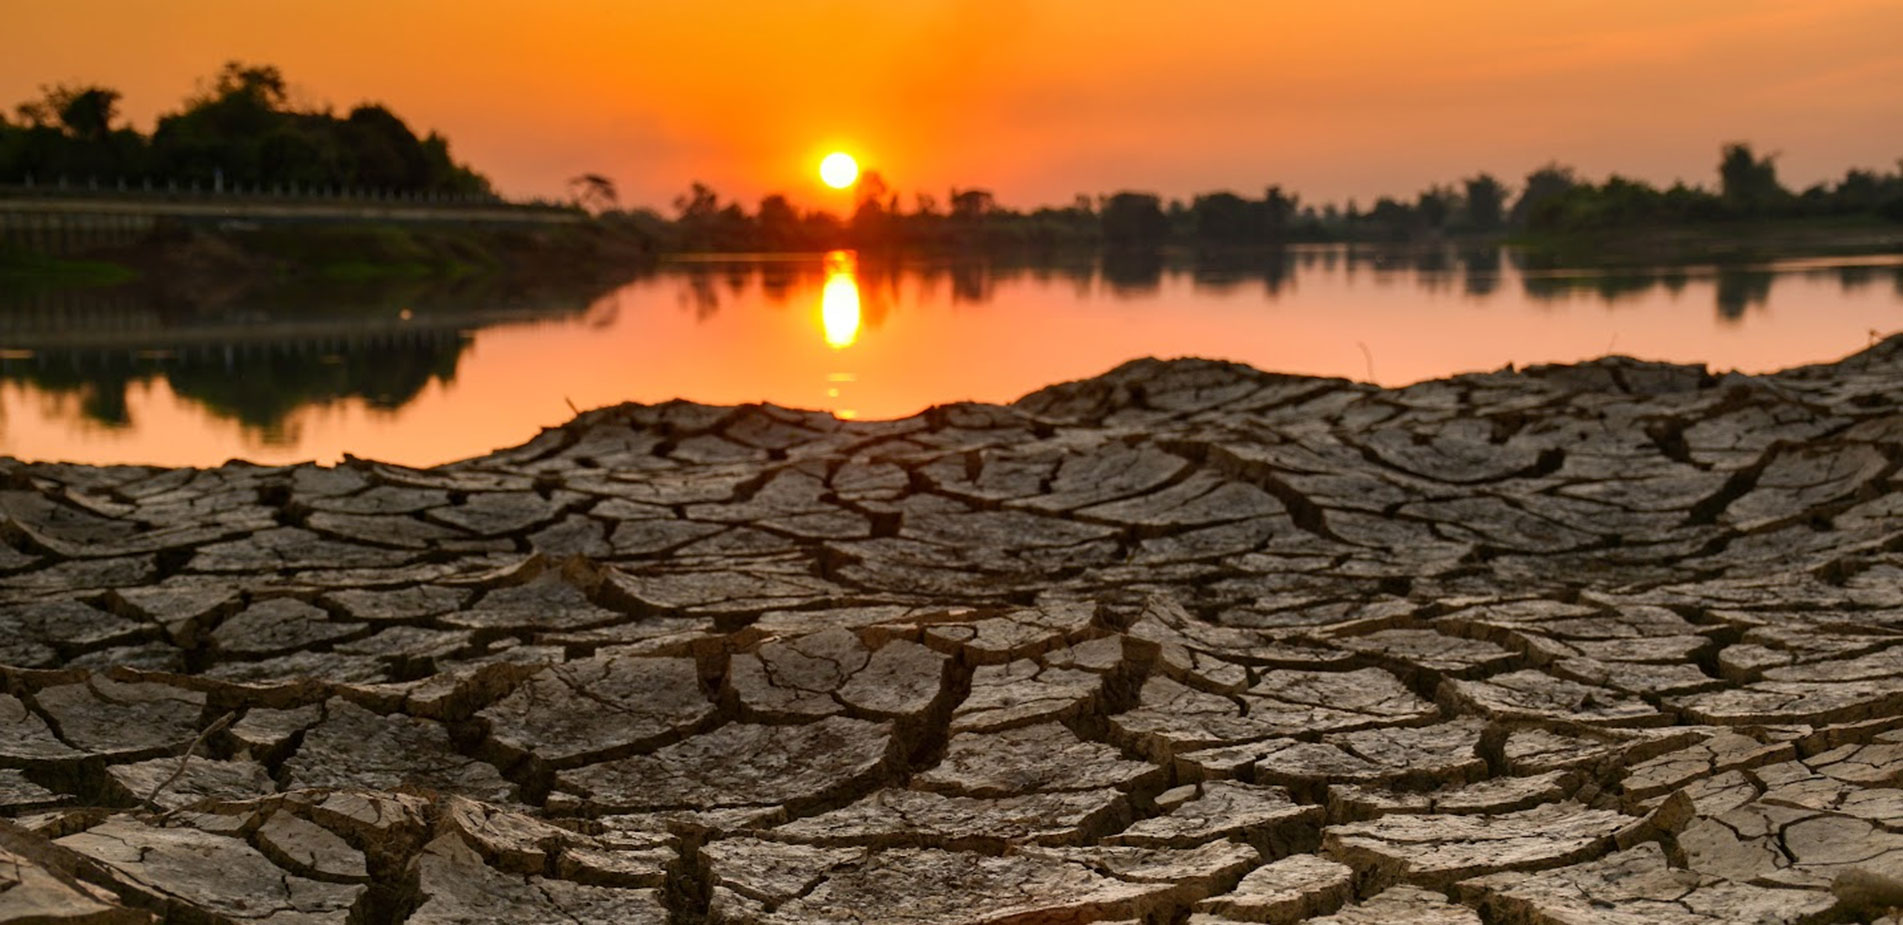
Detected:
[{"left": 5, "top": 340, "right": 1903, "bottom": 923}]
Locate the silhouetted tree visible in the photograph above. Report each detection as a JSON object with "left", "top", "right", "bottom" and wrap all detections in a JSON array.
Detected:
[
  {"left": 1101, "top": 192, "right": 1166, "bottom": 246},
  {"left": 568, "top": 173, "right": 618, "bottom": 212},
  {"left": 1719, "top": 143, "right": 1788, "bottom": 216},
  {"left": 674, "top": 182, "right": 720, "bottom": 221},
  {"left": 0, "top": 61, "right": 491, "bottom": 194},
  {"left": 22, "top": 85, "right": 122, "bottom": 142},
  {"left": 1416, "top": 185, "right": 1459, "bottom": 230},
  {"left": 1191, "top": 191, "right": 1255, "bottom": 242},
  {"left": 1264, "top": 186, "right": 1299, "bottom": 237},
  {"left": 851, "top": 171, "right": 894, "bottom": 244},
  {"left": 1511, "top": 164, "right": 1579, "bottom": 227},
  {"left": 756, "top": 194, "right": 802, "bottom": 249},
  {"left": 1463, "top": 174, "right": 1507, "bottom": 231},
  {"left": 949, "top": 188, "right": 995, "bottom": 220}
]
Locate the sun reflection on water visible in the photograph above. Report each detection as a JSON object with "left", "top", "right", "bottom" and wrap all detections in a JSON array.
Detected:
[
  {"left": 820, "top": 250, "right": 862, "bottom": 349},
  {"left": 819, "top": 251, "right": 862, "bottom": 419}
]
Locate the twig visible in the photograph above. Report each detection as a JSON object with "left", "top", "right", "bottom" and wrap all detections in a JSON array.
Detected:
[
  {"left": 1355, "top": 341, "right": 1375, "bottom": 383},
  {"left": 143, "top": 711, "right": 236, "bottom": 814},
  {"left": 564, "top": 396, "right": 581, "bottom": 416}
]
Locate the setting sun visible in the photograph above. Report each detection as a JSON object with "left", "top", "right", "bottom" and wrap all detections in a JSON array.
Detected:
[{"left": 819, "top": 152, "right": 858, "bottom": 189}]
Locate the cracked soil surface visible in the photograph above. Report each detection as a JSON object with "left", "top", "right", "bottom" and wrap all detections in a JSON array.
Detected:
[{"left": 5, "top": 339, "right": 1903, "bottom": 922}]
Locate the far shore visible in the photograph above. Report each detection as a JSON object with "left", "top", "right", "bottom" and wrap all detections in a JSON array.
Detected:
[{"left": 4, "top": 213, "right": 1899, "bottom": 300}]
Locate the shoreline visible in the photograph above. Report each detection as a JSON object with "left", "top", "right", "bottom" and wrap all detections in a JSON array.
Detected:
[{"left": 5, "top": 215, "right": 1899, "bottom": 296}]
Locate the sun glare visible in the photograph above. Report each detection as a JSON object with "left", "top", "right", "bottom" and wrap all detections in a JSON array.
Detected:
[
  {"left": 820, "top": 250, "right": 862, "bottom": 349},
  {"left": 819, "top": 152, "right": 859, "bottom": 189}
]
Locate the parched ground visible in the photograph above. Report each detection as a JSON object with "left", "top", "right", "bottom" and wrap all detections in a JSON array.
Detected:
[{"left": 4, "top": 340, "right": 1903, "bottom": 923}]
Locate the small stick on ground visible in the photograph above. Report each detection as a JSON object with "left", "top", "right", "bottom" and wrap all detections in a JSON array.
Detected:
[{"left": 143, "top": 711, "right": 236, "bottom": 814}]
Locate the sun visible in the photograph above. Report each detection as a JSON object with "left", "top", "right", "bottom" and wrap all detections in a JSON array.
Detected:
[{"left": 819, "top": 152, "right": 858, "bottom": 189}]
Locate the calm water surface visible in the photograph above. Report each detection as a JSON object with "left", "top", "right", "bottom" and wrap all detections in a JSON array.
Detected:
[{"left": 4, "top": 246, "right": 1902, "bottom": 467}]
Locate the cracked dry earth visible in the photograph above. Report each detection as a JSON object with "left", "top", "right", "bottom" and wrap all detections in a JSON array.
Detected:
[{"left": 5, "top": 341, "right": 1903, "bottom": 924}]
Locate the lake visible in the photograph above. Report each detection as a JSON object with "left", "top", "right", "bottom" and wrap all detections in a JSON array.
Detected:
[{"left": 3, "top": 246, "right": 1901, "bottom": 468}]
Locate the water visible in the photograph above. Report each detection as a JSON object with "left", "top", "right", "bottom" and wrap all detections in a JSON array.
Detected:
[{"left": 3, "top": 246, "right": 1901, "bottom": 468}]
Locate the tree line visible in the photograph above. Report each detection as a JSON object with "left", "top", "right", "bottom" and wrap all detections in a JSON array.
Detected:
[
  {"left": 0, "top": 63, "right": 492, "bottom": 196},
  {"left": 5, "top": 62, "right": 1898, "bottom": 251},
  {"left": 601, "top": 144, "right": 1903, "bottom": 253}
]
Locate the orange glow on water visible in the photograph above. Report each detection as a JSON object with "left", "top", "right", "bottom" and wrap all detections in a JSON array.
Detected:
[
  {"left": 820, "top": 252, "right": 862, "bottom": 349},
  {"left": 3, "top": 251, "right": 1900, "bottom": 468}
]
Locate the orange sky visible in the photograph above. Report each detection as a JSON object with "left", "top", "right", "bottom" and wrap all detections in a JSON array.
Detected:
[{"left": 6, "top": 1, "right": 1902, "bottom": 210}]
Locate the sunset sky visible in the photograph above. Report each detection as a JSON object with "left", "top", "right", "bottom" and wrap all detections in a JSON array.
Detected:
[{"left": 7, "top": 0, "right": 1902, "bottom": 211}]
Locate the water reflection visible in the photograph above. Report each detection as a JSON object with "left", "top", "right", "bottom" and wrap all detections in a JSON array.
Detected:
[
  {"left": 820, "top": 251, "right": 862, "bottom": 349},
  {"left": 2, "top": 246, "right": 1899, "bottom": 467},
  {"left": 2, "top": 336, "right": 466, "bottom": 442},
  {"left": 1715, "top": 270, "right": 1775, "bottom": 322},
  {"left": 0, "top": 274, "right": 623, "bottom": 446}
]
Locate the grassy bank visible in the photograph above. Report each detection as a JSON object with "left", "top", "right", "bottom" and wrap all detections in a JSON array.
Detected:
[
  {"left": 1509, "top": 217, "right": 1903, "bottom": 268},
  {"left": 1, "top": 219, "right": 662, "bottom": 296},
  {"left": 0, "top": 249, "right": 143, "bottom": 287}
]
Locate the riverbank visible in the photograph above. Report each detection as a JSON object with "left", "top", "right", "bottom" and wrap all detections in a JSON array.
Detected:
[
  {"left": 7, "top": 213, "right": 1900, "bottom": 302},
  {"left": 1510, "top": 215, "right": 1903, "bottom": 267},
  {"left": 1, "top": 338, "right": 1901, "bottom": 921},
  {"left": 0, "top": 218, "right": 661, "bottom": 303}
]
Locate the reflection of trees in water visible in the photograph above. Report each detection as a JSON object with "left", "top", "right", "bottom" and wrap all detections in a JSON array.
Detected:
[
  {"left": 1520, "top": 271, "right": 1661, "bottom": 304},
  {"left": 1715, "top": 270, "right": 1774, "bottom": 322},
  {"left": 949, "top": 260, "right": 993, "bottom": 304},
  {"left": 1458, "top": 248, "right": 1501, "bottom": 297},
  {"left": 1660, "top": 268, "right": 1690, "bottom": 296},
  {"left": 2, "top": 334, "right": 469, "bottom": 443},
  {"left": 1101, "top": 249, "right": 1164, "bottom": 296},
  {"left": 680, "top": 266, "right": 722, "bottom": 320},
  {"left": 0, "top": 273, "right": 617, "bottom": 439},
  {"left": 1832, "top": 265, "right": 1877, "bottom": 292},
  {"left": 759, "top": 263, "right": 799, "bottom": 304},
  {"left": 1189, "top": 249, "right": 1292, "bottom": 297},
  {"left": 653, "top": 248, "right": 1886, "bottom": 328},
  {"left": 1517, "top": 264, "right": 1785, "bottom": 320}
]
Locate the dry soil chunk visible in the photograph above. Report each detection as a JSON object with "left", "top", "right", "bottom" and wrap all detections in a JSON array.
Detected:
[
  {"left": 255, "top": 811, "right": 369, "bottom": 883},
  {"left": 1458, "top": 842, "right": 1836, "bottom": 925},
  {"left": 705, "top": 839, "right": 1247, "bottom": 925},
  {"left": 1323, "top": 802, "right": 1637, "bottom": 888},
  {"left": 32, "top": 678, "right": 205, "bottom": 759},
  {"left": 1194, "top": 853, "right": 1353, "bottom": 922},
  {"left": 0, "top": 694, "right": 81, "bottom": 763},
  {"left": 1111, "top": 780, "right": 1320, "bottom": 849},
  {"left": 914, "top": 722, "right": 1163, "bottom": 797},
  {"left": 283, "top": 698, "right": 514, "bottom": 803},
  {"left": 408, "top": 833, "right": 666, "bottom": 924},
  {"left": 1441, "top": 670, "right": 1663, "bottom": 726},
  {"left": 105, "top": 757, "right": 276, "bottom": 811},
  {"left": 210, "top": 598, "right": 364, "bottom": 658},
  {"left": 772, "top": 786, "right": 1129, "bottom": 847},
  {"left": 1303, "top": 885, "right": 1482, "bottom": 925},
  {"left": 58, "top": 816, "right": 363, "bottom": 923},
  {"left": 558, "top": 716, "right": 894, "bottom": 813},
  {"left": 954, "top": 658, "right": 1105, "bottom": 732},
  {"left": 478, "top": 655, "right": 712, "bottom": 767},
  {"left": 0, "top": 841, "right": 141, "bottom": 924}
]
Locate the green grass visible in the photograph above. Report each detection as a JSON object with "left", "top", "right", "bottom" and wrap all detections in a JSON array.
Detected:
[
  {"left": 0, "top": 250, "right": 140, "bottom": 287},
  {"left": 250, "top": 225, "right": 507, "bottom": 281},
  {"left": 1510, "top": 217, "right": 1903, "bottom": 268}
]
